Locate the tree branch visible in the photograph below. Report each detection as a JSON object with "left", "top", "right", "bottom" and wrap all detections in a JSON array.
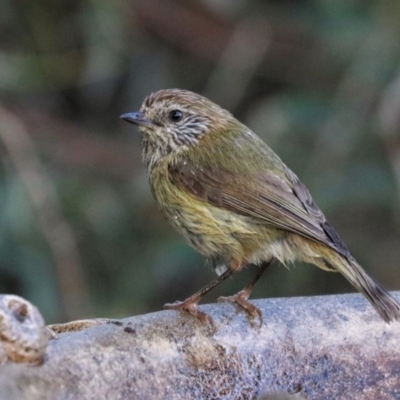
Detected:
[{"left": 0, "top": 293, "right": 399, "bottom": 399}]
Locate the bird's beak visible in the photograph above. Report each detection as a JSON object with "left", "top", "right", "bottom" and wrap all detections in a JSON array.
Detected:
[{"left": 120, "top": 111, "right": 154, "bottom": 128}]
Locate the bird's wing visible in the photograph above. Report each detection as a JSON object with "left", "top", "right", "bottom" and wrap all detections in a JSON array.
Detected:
[{"left": 168, "top": 161, "right": 350, "bottom": 257}]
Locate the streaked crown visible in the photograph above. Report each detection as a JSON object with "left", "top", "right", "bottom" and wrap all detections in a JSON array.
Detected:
[{"left": 122, "top": 88, "right": 235, "bottom": 169}]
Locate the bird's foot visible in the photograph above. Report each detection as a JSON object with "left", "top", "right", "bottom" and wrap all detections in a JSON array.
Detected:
[
  {"left": 218, "top": 289, "right": 263, "bottom": 326},
  {"left": 164, "top": 298, "right": 214, "bottom": 326}
]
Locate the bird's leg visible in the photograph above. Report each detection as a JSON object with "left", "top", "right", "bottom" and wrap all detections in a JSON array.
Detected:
[
  {"left": 164, "top": 268, "right": 235, "bottom": 325},
  {"left": 218, "top": 260, "right": 273, "bottom": 324}
]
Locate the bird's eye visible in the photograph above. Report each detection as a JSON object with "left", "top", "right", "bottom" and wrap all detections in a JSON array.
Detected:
[{"left": 168, "top": 110, "right": 183, "bottom": 122}]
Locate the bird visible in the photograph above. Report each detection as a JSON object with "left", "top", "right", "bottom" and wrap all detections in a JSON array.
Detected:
[{"left": 121, "top": 88, "right": 400, "bottom": 324}]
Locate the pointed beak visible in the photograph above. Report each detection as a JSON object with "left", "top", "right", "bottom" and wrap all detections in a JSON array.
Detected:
[{"left": 120, "top": 111, "right": 154, "bottom": 128}]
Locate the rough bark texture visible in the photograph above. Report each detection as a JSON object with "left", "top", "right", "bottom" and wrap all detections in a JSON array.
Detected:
[
  {"left": 0, "top": 293, "right": 399, "bottom": 400},
  {"left": 0, "top": 295, "right": 47, "bottom": 364}
]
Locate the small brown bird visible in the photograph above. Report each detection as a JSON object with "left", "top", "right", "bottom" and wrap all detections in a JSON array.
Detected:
[{"left": 121, "top": 89, "right": 400, "bottom": 324}]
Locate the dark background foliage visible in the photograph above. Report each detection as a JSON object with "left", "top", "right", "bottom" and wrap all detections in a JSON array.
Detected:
[{"left": 1, "top": 0, "right": 399, "bottom": 323}]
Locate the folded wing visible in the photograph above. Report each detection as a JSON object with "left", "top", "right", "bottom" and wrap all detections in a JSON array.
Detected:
[{"left": 168, "top": 161, "right": 350, "bottom": 258}]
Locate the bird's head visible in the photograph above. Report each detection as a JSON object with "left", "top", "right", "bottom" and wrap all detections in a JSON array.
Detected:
[{"left": 121, "top": 89, "right": 234, "bottom": 167}]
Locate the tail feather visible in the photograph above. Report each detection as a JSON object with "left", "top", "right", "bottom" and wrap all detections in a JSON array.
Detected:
[{"left": 333, "top": 256, "right": 400, "bottom": 323}]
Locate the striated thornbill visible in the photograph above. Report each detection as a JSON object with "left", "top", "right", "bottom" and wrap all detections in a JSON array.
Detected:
[{"left": 121, "top": 89, "right": 400, "bottom": 325}]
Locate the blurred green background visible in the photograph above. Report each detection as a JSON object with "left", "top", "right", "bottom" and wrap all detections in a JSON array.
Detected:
[{"left": 1, "top": 0, "right": 400, "bottom": 323}]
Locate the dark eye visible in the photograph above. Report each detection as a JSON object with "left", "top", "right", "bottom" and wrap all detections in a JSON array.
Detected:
[{"left": 168, "top": 110, "right": 183, "bottom": 122}]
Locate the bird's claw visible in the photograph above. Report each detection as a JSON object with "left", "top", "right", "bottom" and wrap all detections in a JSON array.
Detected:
[
  {"left": 218, "top": 290, "right": 263, "bottom": 326},
  {"left": 164, "top": 299, "right": 214, "bottom": 327}
]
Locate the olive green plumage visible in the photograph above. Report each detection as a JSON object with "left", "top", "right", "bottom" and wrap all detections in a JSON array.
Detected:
[{"left": 121, "top": 88, "right": 400, "bottom": 323}]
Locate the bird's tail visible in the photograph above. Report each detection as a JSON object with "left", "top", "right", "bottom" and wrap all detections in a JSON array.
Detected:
[{"left": 329, "top": 254, "right": 400, "bottom": 323}]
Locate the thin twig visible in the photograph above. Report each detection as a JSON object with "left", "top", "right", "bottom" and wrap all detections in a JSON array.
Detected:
[
  {"left": 0, "top": 105, "right": 93, "bottom": 321},
  {"left": 307, "top": 28, "right": 399, "bottom": 177},
  {"left": 377, "top": 69, "right": 400, "bottom": 227},
  {"left": 203, "top": 16, "right": 271, "bottom": 111}
]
